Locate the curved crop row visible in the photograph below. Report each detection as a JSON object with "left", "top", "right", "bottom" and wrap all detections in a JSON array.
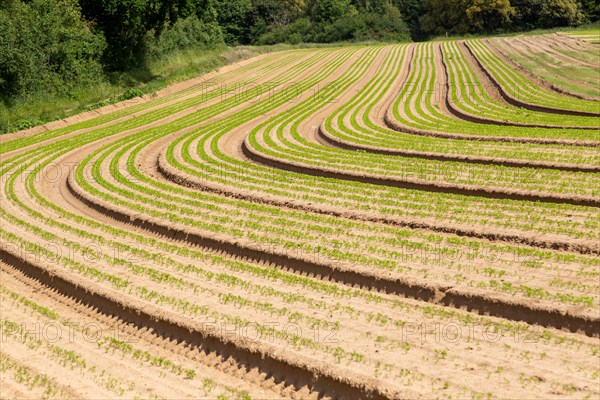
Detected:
[
  {"left": 383, "top": 43, "right": 599, "bottom": 144},
  {"left": 1, "top": 37, "right": 599, "bottom": 399},
  {"left": 238, "top": 49, "right": 600, "bottom": 205},
  {"left": 466, "top": 39, "right": 600, "bottom": 116},
  {"left": 318, "top": 43, "right": 599, "bottom": 173},
  {"left": 137, "top": 46, "right": 600, "bottom": 307},
  {"left": 0, "top": 49, "right": 313, "bottom": 155},
  {"left": 152, "top": 50, "right": 600, "bottom": 247},
  {"left": 441, "top": 41, "right": 599, "bottom": 129},
  {"left": 488, "top": 36, "right": 599, "bottom": 100}
]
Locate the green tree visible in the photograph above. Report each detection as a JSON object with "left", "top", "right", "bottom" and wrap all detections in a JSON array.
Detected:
[
  {"left": 309, "top": 0, "right": 353, "bottom": 23},
  {"left": 78, "top": 0, "right": 212, "bottom": 69},
  {"left": 146, "top": 14, "right": 223, "bottom": 60},
  {"left": 420, "top": 0, "right": 514, "bottom": 35},
  {"left": 362, "top": 2, "right": 410, "bottom": 40},
  {"left": 580, "top": 0, "right": 600, "bottom": 22},
  {"left": 391, "top": 0, "right": 425, "bottom": 39},
  {"left": 78, "top": 0, "right": 150, "bottom": 69},
  {"left": 353, "top": 0, "right": 388, "bottom": 14},
  {"left": 0, "top": 0, "right": 106, "bottom": 99},
  {"left": 537, "top": 0, "right": 584, "bottom": 27},
  {"left": 419, "top": 0, "right": 468, "bottom": 35},
  {"left": 214, "top": 0, "right": 252, "bottom": 44},
  {"left": 511, "top": 0, "right": 584, "bottom": 29},
  {"left": 252, "top": 0, "right": 307, "bottom": 27},
  {"left": 465, "top": 0, "right": 514, "bottom": 32}
]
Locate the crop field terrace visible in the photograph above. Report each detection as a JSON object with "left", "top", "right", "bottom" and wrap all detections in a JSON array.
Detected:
[{"left": 0, "top": 33, "right": 599, "bottom": 399}]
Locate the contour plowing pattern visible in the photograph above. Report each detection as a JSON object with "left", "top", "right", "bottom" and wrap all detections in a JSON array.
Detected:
[{"left": 1, "top": 34, "right": 599, "bottom": 399}]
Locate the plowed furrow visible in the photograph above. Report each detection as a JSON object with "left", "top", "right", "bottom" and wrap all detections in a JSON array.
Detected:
[
  {"left": 65, "top": 170, "right": 600, "bottom": 337},
  {"left": 464, "top": 41, "right": 600, "bottom": 117},
  {"left": 0, "top": 249, "right": 405, "bottom": 400}
]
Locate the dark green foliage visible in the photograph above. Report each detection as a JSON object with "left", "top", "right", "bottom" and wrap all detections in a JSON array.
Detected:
[
  {"left": 465, "top": 0, "right": 515, "bottom": 33},
  {"left": 253, "top": 0, "right": 306, "bottom": 27},
  {"left": 257, "top": 18, "right": 311, "bottom": 45},
  {"left": 420, "top": 0, "right": 515, "bottom": 35},
  {"left": 580, "top": 0, "right": 600, "bottom": 22},
  {"left": 512, "top": 0, "right": 585, "bottom": 29},
  {"left": 213, "top": 0, "right": 411, "bottom": 45},
  {"left": 419, "top": 0, "right": 469, "bottom": 36},
  {"left": 533, "top": 0, "right": 585, "bottom": 27},
  {"left": 258, "top": 1, "right": 409, "bottom": 44},
  {"left": 214, "top": 0, "right": 252, "bottom": 44},
  {"left": 78, "top": 0, "right": 166, "bottom": 69},
  {"left": 120, "top": 87, "right": 146, "bottom": 100},
  {"left": 391, "top": 0, "right": 425, "bottom": 39},
  {"left": 244, "top": 0, "right": 308, "bottom": 42},
  {"left": 146, "top": 15, "right": 224, "bottom": 60},
  {"left": 537, "top": 0, "right": 585, "bottom": 27},
  {"left": 78, "top": 0, "right": 149, "bottom": 69},
  {"left": 309, "top": 0, "right": 353, "bottom": 23},
  {"left": 77, "top": 0, "right": 221, "bottom": 69},
  {"left": 0, "top": 0, "right": 106, "bottom": 100},
  {"left": 419, "top": 0, "right": 587, "bottom": 36}
]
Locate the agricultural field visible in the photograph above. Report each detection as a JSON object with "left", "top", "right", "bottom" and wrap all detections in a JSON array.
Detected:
[
  {"left": 0, "top": 32, "right": 599, "bottom": 400},
  {"left": 559, "top": 28, "right": 600, "bottom": 44}
]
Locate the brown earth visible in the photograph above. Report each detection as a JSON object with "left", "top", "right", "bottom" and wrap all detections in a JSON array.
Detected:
[{"left": 1, "top": 39, "right": 599, "bottom": 400}]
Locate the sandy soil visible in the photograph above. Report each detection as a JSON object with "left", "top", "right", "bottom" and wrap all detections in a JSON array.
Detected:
[{"left": 1, "top": 38, "right": 599, "bottom": 400}]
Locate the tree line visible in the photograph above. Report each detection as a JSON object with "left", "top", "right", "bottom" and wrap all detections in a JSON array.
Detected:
[{"left": 1, "top": 0, "right": 597, "bottom": 110}]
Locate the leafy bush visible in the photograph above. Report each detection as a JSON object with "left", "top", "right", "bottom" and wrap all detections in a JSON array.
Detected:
[
  {"left": 420, "top": 0, "right": 515, "bottom": 35},
  {"left": 145, "top": 16, "right": 224, "bottom": 62},
  {"left": 0, "top": 0, "right": 106, "bottom": 100},
  {"left": 119, "top": 88, "right": 145, "bottom": 101},
  {"left": 258, "top": 3, "right": 410, "bottom": 44},
  {"left": 214, "top": 0, "right": 253, "bottom": 45},
  {"left": 310, "top": 0, "right": 354, "bottom": 23},
  {"left": 512, "top": 0, "right": 585, "bottom": 29},
  {"left": 15, "top": 118, "right": 43, "bottom": 131},
  {"left": 257, "top": 18, "right": 313, "bottom": 45}
]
